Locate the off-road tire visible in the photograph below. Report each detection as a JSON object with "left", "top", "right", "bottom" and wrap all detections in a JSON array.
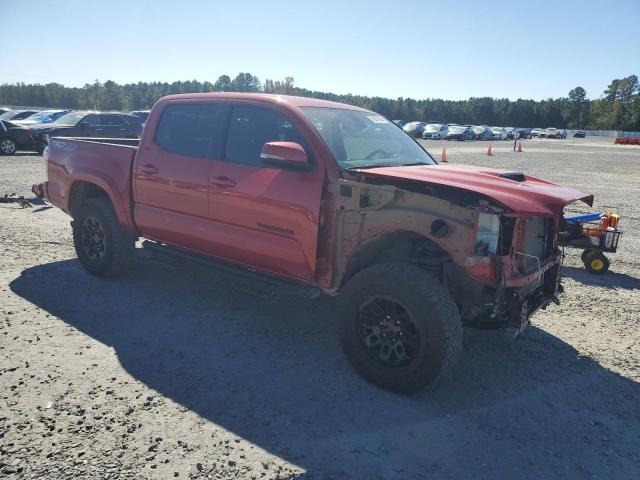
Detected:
[
  {"left": 339, "top": 263, "right": 462, "bottom": 393},
  {"left": 72, "top": 198, "right": 135, "bottom": 277}
]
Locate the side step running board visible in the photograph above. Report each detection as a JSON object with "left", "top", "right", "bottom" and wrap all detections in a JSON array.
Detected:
[{"left": 141, "top": 240, "right": 323, "bottom": 300}]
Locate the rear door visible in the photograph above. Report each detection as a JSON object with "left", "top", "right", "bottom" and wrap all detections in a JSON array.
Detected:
[
  {"left": 97, "top": 114, "right": 128, "bottom": 138},
  {"left": 207, "top": 104, "right": 325, "bottom": 281},
  {"left": 133, "top": 102, "right": 227, "bottom": 254}
]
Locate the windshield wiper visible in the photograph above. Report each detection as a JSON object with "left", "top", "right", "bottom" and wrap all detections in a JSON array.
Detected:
[
  {"left": 345, "top": 164, "right": 398, "bottom": 171},
  {"left": 399, "top": 161, "right": 432, "bottom": 166}
]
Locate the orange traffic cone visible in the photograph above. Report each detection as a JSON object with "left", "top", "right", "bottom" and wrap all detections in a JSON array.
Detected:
[
  {"left": 517, "top": 141, "right": 523, "bottom": 152},
  {"left": 441, "top": 147, "right": 448, "bottom": 162},
  {"left": 487, "top": 144, "right": 493, "bottom": 156}
]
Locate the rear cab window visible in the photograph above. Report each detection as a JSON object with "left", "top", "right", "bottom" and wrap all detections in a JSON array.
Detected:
[{"left": 154, "top": 103, "right": 226, "bottom": 158}]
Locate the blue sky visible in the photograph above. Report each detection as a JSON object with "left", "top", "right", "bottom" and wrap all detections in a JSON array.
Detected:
[{"left": 1, "top": 0, "right": 638, "bottom": 100}]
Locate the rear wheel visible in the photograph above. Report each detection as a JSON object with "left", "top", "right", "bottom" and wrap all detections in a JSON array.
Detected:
[
  {"left": 339, "top": 263, "right": 462, "bottom": 393},
  {"left": 581, "top": 248, "right": 596, "bottom": 262},
  {"left": 72, "top": 198, "right": 135, "bottom": 276},
  {"left": 0, "top": 138, "right": 17, "bottom": 155},
  {"left": 583, "top": 251, "right": 609, "bottom": 274}
]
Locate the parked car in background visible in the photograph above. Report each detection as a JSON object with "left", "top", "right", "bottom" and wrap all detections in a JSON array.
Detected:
[
  {"left": 505, "top": 127, "right": 515, "bottom": 139},
  {"left": 490, "top": 127, "right": 508, "bottom": 140},
  {"left": 445, "top": 125, "right": 474, "bottom": 141},
  {"left": 0, "top": 107, "right": 12, "bottom": 115},
  {"left": 515, "top": 128, "right": 531, "bottom": 139},
  {"left": 27, "top": 111, "right": 143, "bottom": 152},
  {"left": 471, "top": 126, "right": 493, "bottom": 141},
  {"left": 545, "top": 127, "right": 565, "bottom": 139},
  {"left": 557, "top": 129, "right": 567, "bottom": 139},
  {"left": 530, "top": 128, "right": 544, "bottom": 138},
  {"left": 12, "top": 109, "right": 71, "bottom": 125},
  {"left": 0, "top": 119, "right": 41, "bottom": 154},
  {"left": 402, "top": 121, "right": 426, "bottom": 137},
  {"left": 392, "top": 120, "right": 405, "bottom": 127},
  {"left": 130, "top": 110, "right": 150, "bottom": 126},
  {"left": 0, "top": 110, "right": 39, "bottom": 121},
  {"left": 421, "top": 123, "right": 448, "bottom": 139},
  {"left": 573, "top": 130, "right": 586, "bottom": 138}
]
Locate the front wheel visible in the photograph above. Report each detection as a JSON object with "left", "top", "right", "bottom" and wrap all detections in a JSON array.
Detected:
[
  {"left": 0, "top": 137, "right": 17, "bottom": 155},
  {"left": 72, "top": 198, "right": 135, "bottom": 277},
  {"left": 339, "top": 263, "right": 462, "bottom": 393}
]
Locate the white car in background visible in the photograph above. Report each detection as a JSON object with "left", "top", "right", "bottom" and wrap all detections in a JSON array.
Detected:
[
  {"left": 490, "top": 127, "right": 508, "bottom": 140},
  {"left": 421, "top": 123, "right": 448, "bottom": 139},
  {"left": 530, "top": 128, "right": 544, "bottom": 138}
]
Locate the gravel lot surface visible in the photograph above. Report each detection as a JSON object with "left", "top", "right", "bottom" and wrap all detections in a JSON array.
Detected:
[{"left": 1, "top": 137, "right": 639, "bottom": 479}]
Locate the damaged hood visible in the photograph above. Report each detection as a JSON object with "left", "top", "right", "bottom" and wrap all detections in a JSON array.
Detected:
[{"left": 350, "top": 164, "right": 593, "bottom": 217}]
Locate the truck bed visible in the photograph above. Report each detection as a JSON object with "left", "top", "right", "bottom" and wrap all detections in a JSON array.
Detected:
[{"left": 45, "top": 137, "right": 139, "bottom": 234}]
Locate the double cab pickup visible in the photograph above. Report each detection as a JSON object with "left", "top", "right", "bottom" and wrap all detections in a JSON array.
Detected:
[{"left": 38, "top": 93, "right": 593, "bottom": 392}]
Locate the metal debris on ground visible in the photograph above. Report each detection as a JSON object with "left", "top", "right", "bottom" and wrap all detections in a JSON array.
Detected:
[{"left": 0, "top": 193, "right": 32, "bottom": 208}]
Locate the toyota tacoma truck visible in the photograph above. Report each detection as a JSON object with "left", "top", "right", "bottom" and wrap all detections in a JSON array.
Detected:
[{"left": 36, "top": 93, "right": 593, "bottom": 393}]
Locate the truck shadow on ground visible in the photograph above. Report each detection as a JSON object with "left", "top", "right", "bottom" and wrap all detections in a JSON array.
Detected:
[
  {"left": 562, "top": 265, "right": 640, "bottom": 290},
  {"left": 10, "top": 256, "right": 640, "bottom": 479}
]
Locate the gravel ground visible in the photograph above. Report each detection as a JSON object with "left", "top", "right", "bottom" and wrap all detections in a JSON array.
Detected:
[{"left": 1, "top": 137, "right": 639, "bottom": 479}]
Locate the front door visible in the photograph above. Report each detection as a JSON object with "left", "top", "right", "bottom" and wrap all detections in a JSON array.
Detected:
[
  {"left": 207, "top": 104, "right": 325, "bottom": 281},
  {"left": 133, "top": 102, "right": 227, "bottom": 255}
]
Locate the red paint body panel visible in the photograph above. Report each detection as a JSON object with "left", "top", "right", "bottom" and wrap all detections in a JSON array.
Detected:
[
  {"left": 45, "top": 138, "right": 138, "bottom": 234},
  {"left": 352, "top": 164, "right": 593, "bottom": 217}
]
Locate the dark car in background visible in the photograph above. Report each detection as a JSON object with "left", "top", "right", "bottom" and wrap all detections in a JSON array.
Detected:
[
  {"left": 574, "top": 130, "right": 586, "bottom": 138},
  {"left": 515, "top": 128, "right": 532, "bottom": 139},
  {"left": 0, "top": 120, "right": 41, "bottom": 155},
  {"left": 130, "top": 110, "right": 150, "bottom": 126},
  {"left": 30, "top": 111, "right": 143, "bottom": 148},
  {"left": 12, "top": 109, "right": 71, "bottom": 126},
  {"left": 471, "top": 126, "right": 493, "bottom": 140},
  {"left": 446, "top": 125, "right": 474, "bottom": 141},
  {"left": 402, "top": 121, "right": 426, "bottom": 137}
]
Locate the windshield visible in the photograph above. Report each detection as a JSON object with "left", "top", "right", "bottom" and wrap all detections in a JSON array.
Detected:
[
  {"left": 491, "top": 127, "right": 502, "bottom": 132},
  {"left": 300, "top": 107, "right": 436, "bottom": 169},
  {"left": 424, "top": 124, "right": 443, "bottom": 132},
  {"left": 0, "top": 111, "right": 16, "bottom": 120},
  {"left": 449, "top": 126, "right": 466, "bottom": 133},
  {"left": 22, "top": 112, "right": 52, "bottom": 123},
  {"left": 53, "top": 112, "right": 87, "bottom": 126}
]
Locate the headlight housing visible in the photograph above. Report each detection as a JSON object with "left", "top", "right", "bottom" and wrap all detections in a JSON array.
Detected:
[{"left": 475, "top": 213, "right": 500, "bottom": 255}]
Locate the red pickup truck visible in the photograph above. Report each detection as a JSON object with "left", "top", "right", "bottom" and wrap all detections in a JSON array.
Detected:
[{"left": 38, "top": 93, "right": 593, "bottom": 392}]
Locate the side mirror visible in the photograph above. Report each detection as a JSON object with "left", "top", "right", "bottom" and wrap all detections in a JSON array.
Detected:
[
  {"left": 260, "top": 142, "right": 309, "bottom": 169},
  {"left": 79, "top": 121, "right": 90, "bottom": 129}
]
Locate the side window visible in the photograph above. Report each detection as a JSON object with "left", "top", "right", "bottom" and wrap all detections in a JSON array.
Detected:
[
  {"left": 100, "top": 114, "right": 125, "bottom": 126},
  {"left": 83, "top": 115, "right": 99, "bottom": 126},
  {"left": 225, "top": 106, "right": 307, "bottom": 167},
  {"left": 155, "top": 103, "right": 225, "bottom": 158}
]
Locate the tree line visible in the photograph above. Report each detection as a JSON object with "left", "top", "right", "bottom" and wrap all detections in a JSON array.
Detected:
[{"left": 1, "top": 72, "right": 639, "bottom": 131}]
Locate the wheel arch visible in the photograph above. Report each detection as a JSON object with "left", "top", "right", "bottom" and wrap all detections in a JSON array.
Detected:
[{"left": 339, "top": 230, "right": 451, "bottom": 288}]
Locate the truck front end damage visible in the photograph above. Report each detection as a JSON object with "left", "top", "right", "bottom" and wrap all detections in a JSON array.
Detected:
[
  {"left": 330, "top": 165, "right": 593, "bottom": 334},
  {"left": 458, "top": 213, "right": 564, "bottom": 334}
]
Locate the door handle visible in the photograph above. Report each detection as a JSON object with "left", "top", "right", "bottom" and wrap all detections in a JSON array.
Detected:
[
  {"left": 140, "top": 164, "right": 159, "bottom": 175},
  {"left": 210, "top": 175, "right": 237, "bottom": 188}
]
